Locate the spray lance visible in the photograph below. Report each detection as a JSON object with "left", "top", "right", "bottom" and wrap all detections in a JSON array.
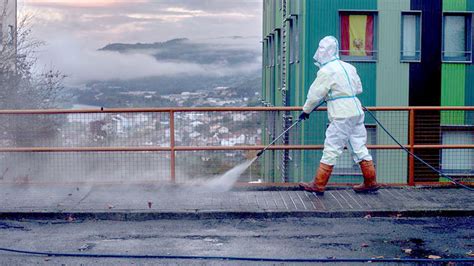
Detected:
[{"left": 256, "top": 100, "right": 326, "bottom": 158}]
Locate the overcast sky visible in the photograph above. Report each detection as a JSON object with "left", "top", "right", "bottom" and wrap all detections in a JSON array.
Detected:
[{"left": 19, "top": 0, "right": 263, "bottom": 85}]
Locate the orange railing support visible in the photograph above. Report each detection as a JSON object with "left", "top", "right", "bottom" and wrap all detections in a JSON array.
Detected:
[
  {"left": 170, "top": 110, "right": 176, "bottom": 183},
  {"left": 408, "top": 109, "right": 415, "bottom": 186}
]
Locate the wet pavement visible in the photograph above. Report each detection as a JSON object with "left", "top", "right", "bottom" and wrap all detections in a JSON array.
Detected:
[
  {"left": 0, "top": 217, "right": 472, "bottom": 265},
  {"left": 1, "top": 184, "right": 473, "bottom": 264},
  {"left": 0, "top": 184, "right": 473, "bottom": 220}
]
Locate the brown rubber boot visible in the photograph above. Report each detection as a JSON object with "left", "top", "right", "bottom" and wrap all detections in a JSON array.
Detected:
[
  {"left": 353, "top": 160, "right": 381, "bottom": 193},
  {"left": 299, "top": 163, "right": 334, "bottom": 195}
]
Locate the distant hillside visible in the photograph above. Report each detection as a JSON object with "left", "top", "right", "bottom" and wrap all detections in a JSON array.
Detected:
[{"left": 99, "top": 38, "right": 259, "bottom": 66}]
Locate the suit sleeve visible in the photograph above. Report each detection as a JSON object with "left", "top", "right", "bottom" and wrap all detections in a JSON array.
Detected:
[
  {"left": 352, "top": 68, "right": 363, "bottom": 95},
  {"left": 302, "top": 70, "right": 331, "bottom": 114}
]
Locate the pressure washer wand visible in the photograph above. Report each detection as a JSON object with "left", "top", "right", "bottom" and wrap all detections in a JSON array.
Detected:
[
  {"left": 256, "top": 101, "right": 326, "bottom": 158},
  {"left": 256, "top": 119, "right": 300, "bottom": 157}
]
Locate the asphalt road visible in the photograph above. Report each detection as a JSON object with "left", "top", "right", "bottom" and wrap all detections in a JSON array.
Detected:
[{"left": 0, "top": 217, "right": 473, "bottom": 265}]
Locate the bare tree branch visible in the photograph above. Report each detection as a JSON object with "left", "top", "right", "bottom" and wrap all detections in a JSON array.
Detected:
[{"left": 0, "top": 10, "right": 66, "bottom": 145}]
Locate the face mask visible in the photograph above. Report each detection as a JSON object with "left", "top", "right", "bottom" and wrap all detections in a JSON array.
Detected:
[{"left": 314, "top": 37, "right": 340, "bottom": 68}]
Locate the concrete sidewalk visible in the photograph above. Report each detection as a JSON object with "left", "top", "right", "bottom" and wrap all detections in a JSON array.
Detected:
[{"left": 0, "top": 184, "right": 473, "bottom": 220}]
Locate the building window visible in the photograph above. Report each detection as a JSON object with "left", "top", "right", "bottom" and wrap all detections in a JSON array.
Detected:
[
  {"left": 276, "top": 30, "right": 281, "bottom": 66},
  {"left": 289, "top": 16, "right": 299, "bottom": 64},
  {"left": 339, "top": 11, "right": 378, "bottom": 61},
  {"left": 263, "top": 38, "right": 268, "bottom": 67},
  {"left": 269, "top": 35, "right": 275, "bottom": 67},
  {"left": 401, "top": 12, "right": 422, "bottom": 61},
  {"left": 8, "top": 25, "right": 14, "bottom": 45},
  {"left": 442, "top": 13, "right": 472, "bottom": 62},
  {"left": 441, "top": 129, "right": 474, "bottom": 177}
]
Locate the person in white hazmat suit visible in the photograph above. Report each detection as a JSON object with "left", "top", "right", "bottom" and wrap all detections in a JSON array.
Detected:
[{"left": 298, "top": 36, "right": 380, "bottom": 195}]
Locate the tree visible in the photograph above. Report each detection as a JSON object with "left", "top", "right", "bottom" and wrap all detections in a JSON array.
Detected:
[{"left": 0, "top": 12, "right": 66, "bottom": 146}]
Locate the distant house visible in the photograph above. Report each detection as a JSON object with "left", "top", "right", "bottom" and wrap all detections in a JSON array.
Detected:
[
  {"left": 232, "top": 114, "right": 247, "bottom": 122},
  {"left": 218, "top": 127, "right": 229, "bottom": 134},
  {"left": 220, "top": 134, "right": 245, "bottom": 146},
  {"left": 189, "top": 132, "right": 201, "bottom": 138},
  {"left": 190, "top": 121, "right": 204, "bottom": 128},
  {"left": 111, "top": 114, "right": 129, "bottom": 134},
  {"left": 210, "top": 125, "right": 221, "bottom": 133}
]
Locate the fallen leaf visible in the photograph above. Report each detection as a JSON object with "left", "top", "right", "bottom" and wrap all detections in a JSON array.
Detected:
[
  {"left": 78, "top": 243, "right": 95, "bottom": 251},
  {"left": 428, "top": 255, "right": 441, "bottom": 259},
  {"left": 403, "top": 248, "right": 412, "bottom": 254},
  {"left": 65, "top": 215, "right": 75, "bottom": 222},
  {"left": 78, "top": 244, "right": 90, "bottom": 251}
]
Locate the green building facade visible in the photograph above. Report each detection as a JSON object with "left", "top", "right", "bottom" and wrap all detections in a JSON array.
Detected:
[{"left": 261, "top": 0, "right": 474, "bottom": 184}]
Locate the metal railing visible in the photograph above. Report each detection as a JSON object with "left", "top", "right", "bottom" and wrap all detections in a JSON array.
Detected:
[{"left": 0, "top": 106, "right": 472, "bottom": 186}]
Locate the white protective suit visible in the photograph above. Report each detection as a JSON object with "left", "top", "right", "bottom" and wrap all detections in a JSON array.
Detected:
[{"left": 302, "top": 36, "right": 372, "bottom": 166}]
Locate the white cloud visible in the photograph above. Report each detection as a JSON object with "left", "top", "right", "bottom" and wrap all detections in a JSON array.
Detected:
[
  {"left": 24, "top": 0, "right": 147, "bottom": 7},
  {"left": 21, "top": 0, "right": 263, "bottom": 85},
  {"left": 36, "top": 36, "right": 261, "bottom": 86}
]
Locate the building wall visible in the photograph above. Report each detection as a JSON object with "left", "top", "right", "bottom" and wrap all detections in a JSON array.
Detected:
[
  {"left": 375, "top": 0, "right": 410, "bottom": 183},
  {"left": 262, "top": 0, "right": 474, "bottom": 183},
  {"left": 468, "top": 1, "right": 474, "bottom": 124}
]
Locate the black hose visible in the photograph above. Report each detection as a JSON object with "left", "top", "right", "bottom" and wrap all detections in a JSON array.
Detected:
[
  {"left": 1, "top": 247, "right": 473, "bottom": 263},
  {"left": 363, "top": 106, "right": 474, "bottom": 192}
]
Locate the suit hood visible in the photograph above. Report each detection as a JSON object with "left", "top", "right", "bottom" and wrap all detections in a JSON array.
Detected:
[{"left": 313, "top": 36, "right": 340, "bottom": 68}]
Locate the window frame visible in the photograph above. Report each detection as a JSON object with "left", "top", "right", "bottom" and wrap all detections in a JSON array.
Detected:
[
  {"left": 440, "top": 126, "right": 474, "bottom": 176},
  {"left": 338, "top": 10, "right": 379, "bottom": 62},
  {"left": 263, "top": 37, "right": 269, "bottom": 68},
  {"left": 269, "top": 33, "right": 275, "bottom": 67},
  {"left": 275, "top": 29, "right": 282, "bottom": 91},
  {"left": 288, "top": 15, "right": 299, "bottom": 64},
  {"left": 441, "top": 12, "right": 473, "bottom": 63},
  {"left": 8, "top": 25, "right": 14, "bottom": 46},
  {"left": 400, "top": 11, "right": 422, "bottom": 62},
  {"left": 275, "top": 29, "right": 282, "bottom": 67}
]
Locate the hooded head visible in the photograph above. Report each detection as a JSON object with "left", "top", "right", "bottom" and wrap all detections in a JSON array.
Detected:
[{"left": 313, "top": 36, "right": 340, "bottom": 68}]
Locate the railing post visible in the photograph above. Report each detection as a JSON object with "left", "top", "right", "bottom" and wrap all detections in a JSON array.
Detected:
[
  {"left": 408, "top": 109, "right": 415, "bottom": 186},
  {"left": 170, "top": 110, "right": 176, "bottom": 183}
]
